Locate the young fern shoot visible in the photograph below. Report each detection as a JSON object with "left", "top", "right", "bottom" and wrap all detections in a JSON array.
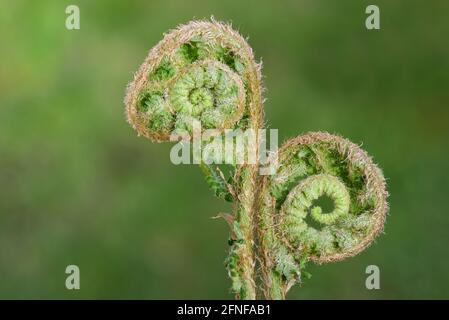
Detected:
[
  {"left": 124, "top": 19, "right": 388, "bottom": 300},
  {"left": 125, "top": 19, "right": 264, "bottom": 300},
  {"left": 258, "top": 132, "right": 388, "bottom": 299}
]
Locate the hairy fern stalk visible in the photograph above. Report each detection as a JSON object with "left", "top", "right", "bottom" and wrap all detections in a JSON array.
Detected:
[{"left": 124, "top": 19, "right": 389, "bottom": 300}]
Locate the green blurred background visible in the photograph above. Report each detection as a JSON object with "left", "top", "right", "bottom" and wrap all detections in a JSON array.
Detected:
[{"left": 0, "top": 0, "right": 448, "bottom": 299}]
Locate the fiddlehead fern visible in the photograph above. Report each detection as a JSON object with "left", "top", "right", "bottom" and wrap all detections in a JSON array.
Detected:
[
  {"left": 258, "top": 132, "right": 388, "bottom": 299},
  {"left": 124, "top": 20, "right": 388, "bottom": 300},
  {"left": 124, "top": 19, "right": 264, "bottom": 299},
  {"left": 125, "top": 20, "right": 263, "bottom": 140}
]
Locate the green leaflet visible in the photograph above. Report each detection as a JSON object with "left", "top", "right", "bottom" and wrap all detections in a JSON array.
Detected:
[
  {"left": 200, "top": 163, "right": 233, "bottom": 202},
  {"left": 149, "top": 60, "right": 176, "bottom": 81},
  {"left": 274, "top": 245, "right": 301, "bottom": 283},
  {"left": 138, "top": 91, "right": 174, "bottom": 132}
]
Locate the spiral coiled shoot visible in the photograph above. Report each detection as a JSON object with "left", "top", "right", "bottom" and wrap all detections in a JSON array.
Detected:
[
  {"left": 125, "top": 20, "right": 263, "bottom": 141},
  {"left": 259, "top": 132, "right": 388, "bottom": 299}
]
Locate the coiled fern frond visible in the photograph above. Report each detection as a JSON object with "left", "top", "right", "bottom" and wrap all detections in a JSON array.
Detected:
[
  {"left": 258, "top": 132, "right": 388, "bottom": 299},
  {"left": 125, "top": 19, "right": 263, "bottom": 141}
]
